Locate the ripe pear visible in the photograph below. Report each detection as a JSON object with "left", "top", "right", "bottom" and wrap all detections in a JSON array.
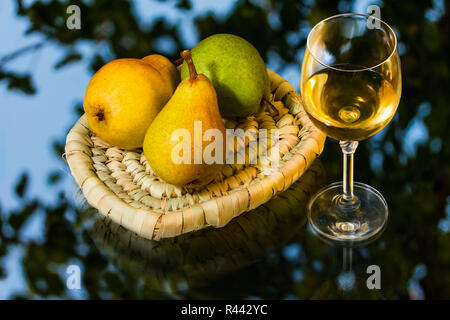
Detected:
[
  {"left": 181, "top": 34, "right": 270, "bottom": 118},
  {"left": 142, "top": 54, "right": 180, "bottom": 93},
  {"left": 84, "top": 55, "right": 180, "bottom": 150},
  {"left": 143, "top": 50, "right": 225, "bottom": 186}
]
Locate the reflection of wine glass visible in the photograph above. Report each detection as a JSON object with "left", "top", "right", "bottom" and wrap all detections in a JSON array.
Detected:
[{"left": 300, "top": 13, "right": 401, "bottom": 243}]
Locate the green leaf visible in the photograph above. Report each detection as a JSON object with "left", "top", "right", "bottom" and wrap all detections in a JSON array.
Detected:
[
  {"left": 52, "top": 140, "right": 65, "bottom": 158},
  {"left": 0, "top": 71, "right": 36, "bottom": 95},
  {"left": 89, "top": 54, "right": 107, "bottom": 73},
  {"left": 47, "top": 171, "right": 62, "bottom": 185},
  {"left": 74, "top": 102, "right": 84, "bottom": 116},
  {"left": 176, "top": 0, "right": 192, "bottom": 10},
  {"left": 54, "top": 52, "right": 82, "bottom": 69},
  {"left": 8, "top": 200, "right": 39, "bottom": 231}
]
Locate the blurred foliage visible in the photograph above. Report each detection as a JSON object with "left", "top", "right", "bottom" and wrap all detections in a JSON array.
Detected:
[
  {"left": 0, "top": 70, "right": 35, "bottom": 94},
  {"left": 0, "top": 0, "right": 449, "bottom": 299}
]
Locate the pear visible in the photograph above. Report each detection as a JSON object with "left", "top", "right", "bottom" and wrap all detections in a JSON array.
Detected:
[
  {"left": 84, "top": 55, "right": 179, "bottom": 150},
  {"left": 142, "top": 54, "right": 180, "bottom": 93},
  {"left": 181, "top": 34, "right": 269, "bottom": 118},
  {"left": 143, "top": 50, "right": 225, "bottom": 186}
]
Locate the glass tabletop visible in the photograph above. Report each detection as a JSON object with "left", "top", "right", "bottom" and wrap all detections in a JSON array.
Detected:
[{"left": 75, "top": 151, "right": 449, "bottom": 299}]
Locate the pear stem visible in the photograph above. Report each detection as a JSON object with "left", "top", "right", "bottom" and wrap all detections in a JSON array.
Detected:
[
  {"left": 181, "top": 50, "right": 198, "bottom": 80},
  {"left": 172, "top": 57, "right": 184, "bottom": 66}
]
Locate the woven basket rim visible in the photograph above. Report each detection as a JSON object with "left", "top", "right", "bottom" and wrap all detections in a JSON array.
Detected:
[{"left": 65, "top": 69, "right": 326, "bottom": 240}]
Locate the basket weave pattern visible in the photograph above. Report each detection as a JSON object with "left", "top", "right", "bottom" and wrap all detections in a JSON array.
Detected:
[{"left": 65, "top": 70, "right": 326, "bottom": 240}]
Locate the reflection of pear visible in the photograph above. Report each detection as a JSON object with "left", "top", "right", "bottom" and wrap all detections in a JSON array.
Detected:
[
  {"left": 78, "top": 160, "right": 326, "bottom": 294},
  {"left": 143, "top": 50, "right": 225, "bottom": 186}
]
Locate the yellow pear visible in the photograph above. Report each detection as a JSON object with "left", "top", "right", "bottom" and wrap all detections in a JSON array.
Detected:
[
  {"left": 142, "top": 54, "right": 180, "bottom": 93},
  {"left": 84, "top": 55, "right": 179, "bottom": 150},
  {"left": 143, "top": 50, "right": 225, "bottom": 186}
]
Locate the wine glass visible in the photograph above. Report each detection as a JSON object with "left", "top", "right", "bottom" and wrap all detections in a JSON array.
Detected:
[{"left": 300, "top": 13, "right": 401, "bottom": 243}]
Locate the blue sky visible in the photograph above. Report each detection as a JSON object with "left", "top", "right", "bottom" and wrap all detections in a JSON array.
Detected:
[
  {"left": 0, "top": 0, "right": 89, "bottom": 209},
  {"left": 0, "top": 0, "right": 93, "bottom": 298}
]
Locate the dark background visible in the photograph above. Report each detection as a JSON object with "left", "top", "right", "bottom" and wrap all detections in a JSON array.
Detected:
[{"left": 0, "top": 0, "right": 449, "bottom": 299}]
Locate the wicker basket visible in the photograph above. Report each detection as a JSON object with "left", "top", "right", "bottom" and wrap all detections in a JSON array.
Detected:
[
  {"left": 80, "top": 161, "right": 326, "bottom": 285},
  {"left": 65, "top": 69, "right": 326, "bottom": 240}
]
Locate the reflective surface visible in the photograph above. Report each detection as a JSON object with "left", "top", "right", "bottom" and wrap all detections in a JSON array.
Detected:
[
  {"left": 78, "top": 161, "right": 327, "bottom": 295},
  {"left": 75, "top": 157, "right": 446, "bottom": 299}
]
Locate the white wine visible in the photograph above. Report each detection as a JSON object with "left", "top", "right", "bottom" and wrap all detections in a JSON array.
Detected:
[
  {"left": 301, "top": 14, "right": 401, "bottom": 243},
  {"left": 302, "top": 64, "right": 400, "bottom": 141}
]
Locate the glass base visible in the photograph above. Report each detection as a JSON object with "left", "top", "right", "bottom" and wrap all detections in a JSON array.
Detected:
[{"left": 307, "top": 182, "right": 388, "bottom": 244}]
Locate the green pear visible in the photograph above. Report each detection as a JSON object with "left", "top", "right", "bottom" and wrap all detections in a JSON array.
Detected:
[
  {"left": 181, "top": 34, "right": 269, "bottom": 118},
  {"left": 143, "top": 50, "right": 225, "bottom": 186}
]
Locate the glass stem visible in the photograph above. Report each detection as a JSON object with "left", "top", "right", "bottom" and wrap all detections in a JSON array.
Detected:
[
  {"left": 339, "top": 141, "right": 359, "bottom": 207},
  {"left": 342, "top": 247, "right": 353, "bottom": 273}
]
